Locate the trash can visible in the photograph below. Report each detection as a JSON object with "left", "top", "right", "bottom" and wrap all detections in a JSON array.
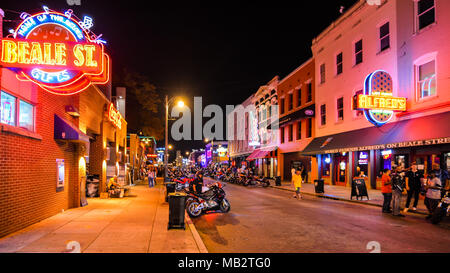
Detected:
[
  {"left": 165, "top": 182, "right": 176, "bottom": 202},
  {"left": 168, "top": 192, "right": 187, "bottom": 230},
  {"left": 314, "top": 179, "right": 324, "bottom": 194},
  {"left": 275, "top": 176, "right": 282, "bottom": 186}
]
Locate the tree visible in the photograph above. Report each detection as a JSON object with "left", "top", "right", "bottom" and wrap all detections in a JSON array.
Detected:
[{"left": 117, "top": 69, "right": 165, "bottom": 140}]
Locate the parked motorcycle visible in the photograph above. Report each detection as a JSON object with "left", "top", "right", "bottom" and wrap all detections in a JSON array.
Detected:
[
  {"left": 186, "top": 182, "right": 231, "bottom": 217},
  {"left": 431, "top": 189, "right": 449, "bottom": 225},
  {"left": 249, "top": 175, "right": 271, "bottom": 187}
]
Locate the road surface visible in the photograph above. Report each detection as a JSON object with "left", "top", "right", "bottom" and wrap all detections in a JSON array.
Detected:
[{"left": 191, "top": 178, "right": 450, "bottom": 253}]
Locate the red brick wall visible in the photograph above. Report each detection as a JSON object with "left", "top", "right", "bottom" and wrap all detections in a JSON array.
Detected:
[{"left": 0, "top": 87, "right": 81, "bottom": 238}]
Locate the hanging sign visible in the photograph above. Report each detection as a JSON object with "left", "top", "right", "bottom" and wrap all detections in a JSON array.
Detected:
[
  {"left": 354, "top": 70, "right": 406, "bottom": 126},
  {"left": 0, "top": 7, "right": 109, "bottom": 95},
  {"left": 108, "top": 103, "right": 122, "bottom": 129}
]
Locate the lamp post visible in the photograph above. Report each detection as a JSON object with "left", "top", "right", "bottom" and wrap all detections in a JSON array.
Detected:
[{"left": 164, "top": 95, "right": 184, "bottom": 181}]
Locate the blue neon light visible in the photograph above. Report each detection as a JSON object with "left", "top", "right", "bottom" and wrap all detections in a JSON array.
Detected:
[
  {"left": 16, "top": 12, "right": 85, "bottom": 41},
  {"left": 30, "top": 69, "right": 73, "bottom": 84}
]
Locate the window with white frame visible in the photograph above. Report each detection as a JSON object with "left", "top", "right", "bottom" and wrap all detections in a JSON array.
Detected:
[
  {"left": 354, "top": 40, "right": 363, "bottom": 65},
  {"left": 1, "top": 91, "right": 35, "bottom": 131},
  {"left": 320, "top": 63, "right": 326, "bottom": 84},
  {"left": 379, "top": 22, "right": 390, "bottom": 52},
  {"left": 320, "top": 104, "right": 326, "bottom": 126},
  {"left": 336, "top": 52, "right": 343, "bottom": 75},
  {"left": 416, "top": 59, "right": 436, "bottom": 99},
  {"left": 337, "top": 97, "right": 344, "bottom": 121},
  {"left": 417, "top": 0, "right": 436, "bottom": 31}
]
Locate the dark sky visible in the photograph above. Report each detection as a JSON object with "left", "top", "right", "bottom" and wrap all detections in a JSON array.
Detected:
[{"left": 1, "top": 0, "right": 358, "bottom": 157}]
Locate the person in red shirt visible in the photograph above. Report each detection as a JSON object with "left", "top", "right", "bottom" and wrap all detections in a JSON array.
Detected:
[{"left": 381, "top": 169, "right": 392, "bottom": 213}]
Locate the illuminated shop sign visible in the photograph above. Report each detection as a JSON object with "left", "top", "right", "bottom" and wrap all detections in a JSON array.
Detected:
[
  {"left": 108, "top": 103, "right": 122, "bottom": 129},
  {"left": 358, "top": 152, "right": 369, "bottom": 165},
  {"left": 323, "top": 137, "right": 450, "bottom": 154},
  {"left": 354, "top": 70, "right": 406, "bottom": 126},
  {"left": 217, "top": 147, "right": 228, "bottom": 157},
  {"left": 0, "top": 7, "right": 109, "bottom": 95}
]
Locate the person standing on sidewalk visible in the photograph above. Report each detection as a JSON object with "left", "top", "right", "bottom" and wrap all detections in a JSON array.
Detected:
[
  {"left": 148, "top": 167, "right": 155, "bottom": 188},
  {"left": 291, "top": 162, "right": 296, "bottom": 185},
  {"left": 424, "top": 171, "right": 442, "bottom": 220},
  {"left": 391, "top": 166, "right": 406, "bottom": 217},
  {"left": 431, "top": 163, "right": 449, "bottom": 198},
  {"left": 404, "top": 162, "right": 423, "bottom": 213},
  {"left": 291, "top": 169, "right": 303, "bottom": 200},
  {"left": 381, "top": 169, "right": 392, "bottom": 213}
]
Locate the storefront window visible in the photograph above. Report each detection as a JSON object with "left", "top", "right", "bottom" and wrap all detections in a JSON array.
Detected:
[
  {"left": 1, "top": 91, "right": 16, "bottom": 126},
  {"left": 321, "top": 155, "right": 331, "bottom": 177},
  {"left": 19, "top": 100, "right": 34, "bottom": 131},
  {"left": 356, "top": 151, "right": 369, "bottom": 177}
]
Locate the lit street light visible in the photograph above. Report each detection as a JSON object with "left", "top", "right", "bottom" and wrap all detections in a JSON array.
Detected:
[{"left": 165, "top": 95, "right": 184, "bottom": 181}]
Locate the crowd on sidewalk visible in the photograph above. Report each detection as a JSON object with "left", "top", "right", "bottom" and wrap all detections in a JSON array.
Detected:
[{"left": 381, "top": 162, "right": 449, "bottom": 219}]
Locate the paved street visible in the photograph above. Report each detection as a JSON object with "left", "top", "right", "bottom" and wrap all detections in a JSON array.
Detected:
[{"left": 192, "top": 178, "right": 450, "bottom": 253}]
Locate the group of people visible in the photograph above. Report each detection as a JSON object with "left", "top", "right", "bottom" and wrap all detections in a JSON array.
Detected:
[{"left": 381, "top": 162, "right": 449, "bottom": 219}]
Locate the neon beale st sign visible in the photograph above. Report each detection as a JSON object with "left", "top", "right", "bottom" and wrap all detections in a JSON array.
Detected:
[
  {"left": 354, "top": 70, "right": 406, "bottom": 126},
  {"left": 0, "top": 8, "right": 109, "bottom": 95}
]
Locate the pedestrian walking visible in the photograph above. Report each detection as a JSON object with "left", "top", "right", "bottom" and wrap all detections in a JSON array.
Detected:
[
  {"left": 424, "top": 171, "right": 442, "bottom": 220},
  {"left": 381, "top": 169, "right": 392, "bottom": 213},
  {"left": 148, "top": 167, "right": 155, "bottom": 188},
  {"left": 291, "top": 169, "right": 303, "bottom": 200},
  {"left": 391, "top": 166, "right": 406, "bottom": 217},
  {"left": 404, "top": 162, "right": 423, "bottom": 213}
]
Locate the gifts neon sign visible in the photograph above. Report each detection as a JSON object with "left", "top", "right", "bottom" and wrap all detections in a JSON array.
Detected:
[
  {"left": 355, "top": 70, "right": 406, "bottom": 126},
  {"left": 0, "top": 7, "right": 109, "bottom": 95}
]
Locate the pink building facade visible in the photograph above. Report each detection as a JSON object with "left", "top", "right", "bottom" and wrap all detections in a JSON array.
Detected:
[{"left": 304, "top": 0, "right": 450, "bottom": 189}]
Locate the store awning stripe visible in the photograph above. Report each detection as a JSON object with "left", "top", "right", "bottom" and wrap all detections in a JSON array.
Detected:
[{"left": 301, "top": 112, "right": 450, "bottom": 155}]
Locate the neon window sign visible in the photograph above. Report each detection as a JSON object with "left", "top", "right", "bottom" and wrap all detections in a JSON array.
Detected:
[
  {"left": 0, "top": 7, "right": 110, "bottom": 96},
  {"left": 354, "top": 70, "right": 406, "bottom": 126}
]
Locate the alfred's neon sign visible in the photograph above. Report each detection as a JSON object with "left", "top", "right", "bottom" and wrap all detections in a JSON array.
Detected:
[
  {"left": 354, "top": 70, "right": 406, "bottom": 126},
  {"left": 0, "top": 7, "right": 109, "bottom": 95},
  {"left": 108, "top": 103, "right": 122, "bottom": 129}
]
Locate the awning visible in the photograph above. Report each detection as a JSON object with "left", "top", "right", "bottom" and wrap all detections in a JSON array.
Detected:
[
  {"left": 301, "top": 111, "right": 450, "bottom": 155},
  {"left": 54, "top": 114, "right": 90, "bottom": 143},
  {"left": 268, "top": 104, "right": 315, "bottom": 129},
  {"left": 247, "top": 146, "right": 278, "bottom": 160}
]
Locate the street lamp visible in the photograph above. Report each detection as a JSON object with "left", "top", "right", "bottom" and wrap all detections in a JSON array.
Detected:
[{"left": 165, "top": 95, "right": 184, "bottom": 181}]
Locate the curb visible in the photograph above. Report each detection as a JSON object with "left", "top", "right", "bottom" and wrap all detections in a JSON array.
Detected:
[
  {"left": 185, "top": 212, "right": 209, "bottom": 253},
  {"left": 269, "top": 185, "right": 428, "bottom": 215}
]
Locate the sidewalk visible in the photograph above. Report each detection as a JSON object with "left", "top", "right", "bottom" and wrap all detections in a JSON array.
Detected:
[
  {"left": 0, "top": 185, "right": 207, "bottom": 253},
  {"left": 271, "top": 181, "right": 429, "bottom": 215}
]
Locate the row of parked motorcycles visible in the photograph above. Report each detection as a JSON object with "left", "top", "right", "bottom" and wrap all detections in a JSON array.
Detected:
[
  {"left": 167, "top": 170, "right": 231, "bottom": 218},
  {"left": 208, "top": 169, "right": 273, "bottom": 188}
]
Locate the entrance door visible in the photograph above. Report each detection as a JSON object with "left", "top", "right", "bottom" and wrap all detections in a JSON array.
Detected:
[{"left": 334, "top": 155, "right": 348, "bottom": 186}]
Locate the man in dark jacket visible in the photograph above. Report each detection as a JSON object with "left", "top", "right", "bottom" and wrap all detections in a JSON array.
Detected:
[{"left": 391, "top": 166, "right": 406, "bottom": 217}]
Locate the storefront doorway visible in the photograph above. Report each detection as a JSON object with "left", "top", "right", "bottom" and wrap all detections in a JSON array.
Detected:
[{"left": 334, "top": 154, "right": 348, "bottom": 186}]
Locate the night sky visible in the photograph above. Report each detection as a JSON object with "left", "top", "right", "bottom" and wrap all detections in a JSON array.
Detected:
[{"left": 1, "top": 0, "right": 359, "bottom": 156}]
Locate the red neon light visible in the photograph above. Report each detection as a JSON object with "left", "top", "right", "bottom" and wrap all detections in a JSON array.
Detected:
[
  {"left": 3, "top": 9, "right": 110, "bottom": 96},
  {"left": 108, "top": 103, "right": 122, "bottom": 129},
  {"left": 1, "top": 38, "right": 103, "bottom": 73}
]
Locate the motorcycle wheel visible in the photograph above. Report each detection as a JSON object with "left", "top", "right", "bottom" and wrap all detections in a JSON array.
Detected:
[
  {"left": 187, "top": 201, "right": 203, "bottom": 218},
  {"left": 263, "top": 181, "right": 270, "bottom": 187},
  {"left": 431, "top": 206, "right": 446, "bottom": 225},
  {"left": 220, "top": 199, "right": 231, "bottom": 213}
]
